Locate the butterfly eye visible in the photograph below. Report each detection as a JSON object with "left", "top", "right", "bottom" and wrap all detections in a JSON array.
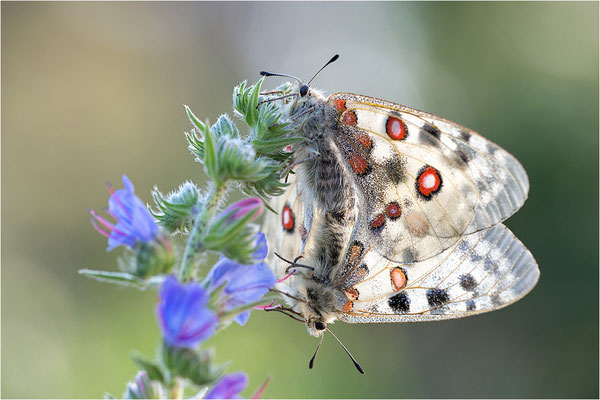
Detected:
[
  {"left": 299, "top": 84, "right": 309, "bottom": 97},
  {"left": 314, "top": 321, "right": 326, "bottom": 331}
]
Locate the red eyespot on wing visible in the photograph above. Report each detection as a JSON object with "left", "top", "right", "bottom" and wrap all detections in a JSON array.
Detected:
[
  {"left": 369, "top": 213, "right": 386, "bottom": 231},
  {"left": 348, "top": 242, "right": 364, "bottom": 264},
  {"left": 342, "top": 300, "right": 354, "bottom": 312},
  {"left": 390, "top": 267, "right": 408, "bottom": 291},
  {"left": 282, "top": 205, "right": 295, "bottom": 232},
  {"left": 334, "top": 99, "right": 347, "bottom": 112},
  {"left": 341, "top": 110, "right": 358, "bottom": 126},
  {"left": 354, "top": 131, "right": 372, "bottom": 151},
  {"left": 386, "top": 116, "right": 407, "bottom": 140},
  {"left": 385, "top": 201, "right": 402, "bottom": 220},
  {"left": 348, "top": 153, "right": 369, "bottom": 175},
  {"left": 345, "top": 287, "right": 360, "bottom": 301},
  {"left": 416, "top": 166, "right": 442, "bottom": 198}
]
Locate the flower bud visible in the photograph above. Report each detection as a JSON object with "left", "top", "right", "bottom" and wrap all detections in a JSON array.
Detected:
[
  {"left": 203, "top": 198, "right": 264, "bottom": 263},
  {"left": 162, "top": 345, "right": 224, "bottom": 387},
  {"left": 205, "top": 372, "right": 248, "bottom": 399},
  {"left": 151, "top": 181, "right": 200, "bottom": 234},
  {"left": 123, "top": 371, "right": 163, "bottom": 399},
  {"left": 205, "top": 233, "right": 276, "bottom": 326}
]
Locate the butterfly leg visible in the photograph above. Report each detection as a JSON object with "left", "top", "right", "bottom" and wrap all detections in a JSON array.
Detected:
[
  {"left": 263, "top": 305, "right": 306, "bottom": 323},
  {"left": 259, "top": 90, "right": 285, "bottom": 96},
  {"left": 273, "top": 252, "right": 315, "bottom": 276},
  {"left": 279, "top": 154, "right": 320, "bottom": 180},
  {"left": 257, "top": 93, "right": 299, "bottom": 108}
]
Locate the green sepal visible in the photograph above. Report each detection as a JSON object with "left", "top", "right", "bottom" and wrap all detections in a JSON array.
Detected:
[
  {"left": 211, "top": 114, "right": 239, "bottom": 139},
  {"left": 203, "top": 128, "right": 221, "bottom": 186},
  {"left": 233, "top": 80, "right": 262, "bottom": 127},
  {"left": 115, "top": 240, "right": 176, "bottom": 280},
  {"left": 218, "top": 225, "right": 262, "bottom": 265},
  {"left": 250, "top": 136, "right": 305, "bottom": 154},
  {"left": 131, "top": 351, "right": 166, "bottom": 383},
  {"left": 203, "top": 207, "right": 261, "bottom": 264},
  {"left": 185, "top": 128, "right": 206, "bottom": 162},
  {"left": 207, "top": 280, "right": 228, "bottom": 306},
  {"left": 161, "top": 343, "right": 225, "bottom": 387},
  {"left": 151, "top": 181, "right": 199, "bottom": 234}
]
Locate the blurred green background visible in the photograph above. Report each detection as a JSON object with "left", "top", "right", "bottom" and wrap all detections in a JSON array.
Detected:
[{"left": 2, "top": 2, "right": 598, "bottom": 398}]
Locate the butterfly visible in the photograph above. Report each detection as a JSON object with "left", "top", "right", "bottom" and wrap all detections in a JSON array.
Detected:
[{"left": 261, "top": 55, "right": 539, "bottom": 369}]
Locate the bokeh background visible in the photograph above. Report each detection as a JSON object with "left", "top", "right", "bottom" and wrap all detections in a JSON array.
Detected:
[{"left": 2, "top": 2, "right": 598, "bottom": 398}]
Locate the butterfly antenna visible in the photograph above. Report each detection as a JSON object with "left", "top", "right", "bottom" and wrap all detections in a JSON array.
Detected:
[
  {"left": 326, "top": 327, "right": 365, "bottom": 374},
  {"left": 259, "top": 71, "right": 303, "bottom": 83},
  {"left": 309, "top": 334, "right": 325, "bottom": 369},
  {"left": 306, "top": 54, "right": 339, "bottom": 86}
]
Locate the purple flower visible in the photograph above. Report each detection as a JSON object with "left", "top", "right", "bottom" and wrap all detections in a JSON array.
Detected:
[
  {"left": 205, "top": 233, "right": 276, "bottom": 326},
  {"left": 220, "top": 198, "right": 263, "bottom": 224},
  {"left": 205, "top": 372, "right": 248, "bottom": 399},
  {"left": 156, "top": 276, "right": 218, "bottom": 348},
  {"left": 90, "top": 174, "right": 160, "bottom": 251}
]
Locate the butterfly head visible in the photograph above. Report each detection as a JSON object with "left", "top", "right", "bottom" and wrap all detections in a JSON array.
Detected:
[
  {"left": 259, "top": 54, "right": 339, "bottom": 124},
  {"left": 292, "top": 279, "right": 342, "bottom": 337}
]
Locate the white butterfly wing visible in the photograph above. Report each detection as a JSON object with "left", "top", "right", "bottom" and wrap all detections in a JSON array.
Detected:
[
  {"left": 338, "top": 224, "right": 539, "bottom": 323},
  {"left": 263, "top": 171, "right": 316, "bottom": 294},
  {"left": 328, "top": 93, "right": 529, "bottom": 263}
]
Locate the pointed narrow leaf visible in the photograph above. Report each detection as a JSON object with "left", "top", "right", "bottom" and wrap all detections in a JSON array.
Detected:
[{"left": 78, "top": 269, "right": 146, "bottom": 289}]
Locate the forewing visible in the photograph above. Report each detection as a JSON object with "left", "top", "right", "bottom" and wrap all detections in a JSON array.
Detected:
[
  {"left": 337, "top": 224, "right": 539, "bottom": 323},
  {"left": 328, "top": 93, "right": 529, "bottom": 263}
]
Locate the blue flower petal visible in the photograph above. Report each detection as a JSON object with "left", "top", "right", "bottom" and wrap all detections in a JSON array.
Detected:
[
  {"left": 205, "top": 233, "right": 276, "bottom": 326},
  {"left": 252, "top": 233, "right": 268, "bottom": 261},
  {"left": 157, "top": 276, "right": 218, "bottom": 348},
  {"left": 105, "top": 175, "right": 159, "bottom": 251},
  {"left": 205, "top": 372, "right": 248, "bottom": 399},
  {"left": 233, "top": 311, "right": 251, "bottom": 326}
]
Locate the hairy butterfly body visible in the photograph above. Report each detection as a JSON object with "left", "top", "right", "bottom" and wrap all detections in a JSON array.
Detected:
[{"left": 262, "top": 57, "right": 539, "bottom": 341}]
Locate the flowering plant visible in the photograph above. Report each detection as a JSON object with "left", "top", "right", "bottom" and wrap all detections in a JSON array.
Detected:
[{"left": 80, "top": 80, "right": 298, "bottom": 398}]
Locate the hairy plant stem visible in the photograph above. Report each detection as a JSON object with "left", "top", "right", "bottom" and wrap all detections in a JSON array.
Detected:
[
  {"left": 178, "top": 182, "right": 229, "bottom": 281},
  {"left": 168, "top": 377, "right": 184, "bottom": 399}
]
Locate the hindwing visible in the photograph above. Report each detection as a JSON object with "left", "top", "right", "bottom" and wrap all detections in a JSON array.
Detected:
[{"left": 337, "top": 223, "right": 539, "bottom": 323}]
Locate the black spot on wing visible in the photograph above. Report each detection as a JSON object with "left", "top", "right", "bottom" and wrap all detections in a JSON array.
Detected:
[
  {"left": 456, "top": 148, "right": 471, "bottom": 163},
  {"left": 459, "top": 274, "right": 477, "bottom": 291},
  {"left": 426, "top": 288, "right": 450, "bottom": 307},
  {"left": 459, "top": 130, "right": 472, "bottom": 142},
  {"left": 382, "top": 153, "right": 406, "bottom": 185},
  {"left": 490, "top": 295, "right": 502, "bottom": 307},
  {"left": 388, "top": 292, "right": 410, "bottom": 313},
  {"left": 401, "top": 247, "right": 418, "bottom": 263},
  {"left": 422, "top": 122, "right": 442, "bottom": 140},
  {"left": 466, "top": 300, "right": 476, "bottom": 311}
]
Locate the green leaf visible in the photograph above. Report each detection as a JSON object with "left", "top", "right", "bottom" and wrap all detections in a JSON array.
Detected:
[
  {"left": 78, "top": 269, "right": 146, "bottom": 289},
  {"left": 185, "top": 105, "right": 207, "bottom": 133},
  {"left": 131, "top": 352, "right": 165, "bottom": 383}
]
